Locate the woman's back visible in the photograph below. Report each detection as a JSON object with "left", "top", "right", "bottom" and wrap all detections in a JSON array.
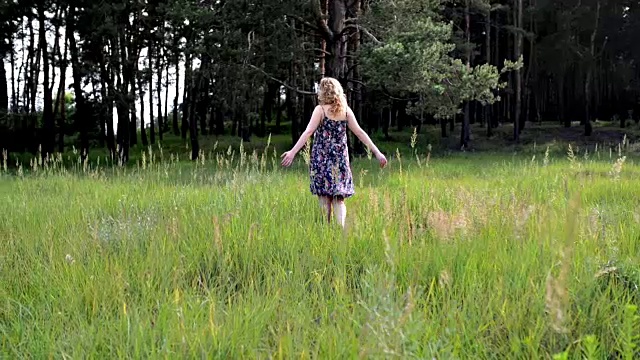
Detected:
[
  {"left": 309, "top": 105, "right": 353, "bottom": 198},
  {"left": 320, "top": 104, "right": 347, "bottom": 122}
]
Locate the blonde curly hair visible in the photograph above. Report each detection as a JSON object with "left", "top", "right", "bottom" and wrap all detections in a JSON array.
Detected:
[{"left": 317, "top": 77, "right": 346, "bottom": 117}]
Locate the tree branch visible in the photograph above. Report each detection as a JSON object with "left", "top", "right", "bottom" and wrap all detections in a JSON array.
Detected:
[
  {"left": 301, "top": 45, "right": 331, "bottom": 55},
  {"left": 288, "top": 14, "right": 322, "bottom": 33},
  {"left": 360, "top": 27, "right": 382, "bottom": 45},
  {"left": 311, "top": 0, "right": 333, "bottom": 40},
  {"left": 340, "top": 24, "right": 382, "bottom": 44},
  {"left": 596, "top": 37, "right": 608, "bottom": 58},
  {"left": 248, "top": 64, "right": 317, "bottom": 96},
  {"left": 346, "top": 0, "right": 359, "bottom": 9},
  {"left": 381, "top": 85, "right": 420, "bottom": 101},
  {"left": 346, "top": 78, "right": 366, "bottom": 87}
]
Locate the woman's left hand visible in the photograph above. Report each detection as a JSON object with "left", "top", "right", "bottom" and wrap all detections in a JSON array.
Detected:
[
  {"left": 281, "top": 151, "right": 296, "bottom": 167},
  {"left": 376, "top": 152, "right": 388, "bottom": 169}
]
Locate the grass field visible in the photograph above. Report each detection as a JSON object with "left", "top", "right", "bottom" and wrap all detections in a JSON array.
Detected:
[{"left": 2, "top": 135, "right": 640, "bottom": 358}]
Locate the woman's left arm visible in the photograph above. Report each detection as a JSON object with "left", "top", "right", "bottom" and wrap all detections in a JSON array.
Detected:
[
  {"left": 346, "top": 107, "right": 387, "bottom": 168},
  {"left": 346, "top": 107, "right": 381, "bottom": 156}
]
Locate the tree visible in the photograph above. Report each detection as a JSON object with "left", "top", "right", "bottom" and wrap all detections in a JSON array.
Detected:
[{"left": 360, "top": 0, "right": 521, "bottom": 145}]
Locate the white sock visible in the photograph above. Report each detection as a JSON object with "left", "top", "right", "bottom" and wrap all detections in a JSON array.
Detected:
[{"left": 332, "top": 200, "right": 347, "bottom": 228}]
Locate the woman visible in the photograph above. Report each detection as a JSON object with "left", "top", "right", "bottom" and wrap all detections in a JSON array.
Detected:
[{"left": 281, "top": 77, "right": 387, "bottom": 227}]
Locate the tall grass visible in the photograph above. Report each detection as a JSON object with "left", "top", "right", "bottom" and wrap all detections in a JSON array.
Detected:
[{"left": 1, "top": 138, "right": 640, "bottom": 358}]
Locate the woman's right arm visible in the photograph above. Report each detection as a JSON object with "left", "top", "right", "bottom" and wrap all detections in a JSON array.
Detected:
[{"left": 281, "top": 105, "right": 323, "bottom": 167}]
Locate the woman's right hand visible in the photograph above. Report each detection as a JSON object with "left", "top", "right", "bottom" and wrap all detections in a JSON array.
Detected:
[
  {"left": 281, "top": 150, "right": 296, "bottom": 167},
  {"left": 376, "top": 152, "right": 387, "bottom": 169}
]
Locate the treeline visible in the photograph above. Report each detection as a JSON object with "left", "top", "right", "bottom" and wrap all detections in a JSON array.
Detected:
[{"left": 0, "top": 0, "right": 638, "bottom": 163}]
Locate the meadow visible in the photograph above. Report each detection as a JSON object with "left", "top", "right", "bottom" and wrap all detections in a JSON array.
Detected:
[{"left": 2, "top": 131, "right": 640, "bottom": 359}]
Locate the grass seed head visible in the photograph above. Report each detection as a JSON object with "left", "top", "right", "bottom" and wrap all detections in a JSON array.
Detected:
[
  {"left": 302, "top": 138, "right": 311, "bottom": 165},
  {"left": 609, "top": 155, "right": 626, "bottom": 180},
  {"left": 545, "top": 272, "right": 569, "bottom": 334},
  {"left": 438, "top": 270, "right": 452, "bottom": 288},
  {"left": 213, "top": 216, "right": 223, "bottom": 251},
  {"left": 65, "top": 254, "right": 75, "bottom": 264},
  {"left": 427, "top": 209, "right": 470, "bottom": 241},
  {"left": 410, "top": 128, "right": 417, "bottom": 150}
]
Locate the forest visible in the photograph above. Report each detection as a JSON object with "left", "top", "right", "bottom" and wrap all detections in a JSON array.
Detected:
[{"left": 0, "top": 0, "right": 639, "bottom": 163}]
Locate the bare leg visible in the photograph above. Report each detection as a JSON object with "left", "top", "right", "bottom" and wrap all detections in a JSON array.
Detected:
[
  {"left": 318, "top": 196, "right": 332, "bottom": 224},
  {"left": 332, "top": 197, "right": 347, "bottom": 228}
]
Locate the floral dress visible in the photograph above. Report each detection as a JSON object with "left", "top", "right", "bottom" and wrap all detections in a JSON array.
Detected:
[{"left": 309, "top": 113, "right": 355, "bottom": 199}]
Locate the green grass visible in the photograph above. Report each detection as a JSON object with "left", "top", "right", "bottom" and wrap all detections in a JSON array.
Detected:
[{"left": 2, "top": 138, "right": 640, "bottom": 359}]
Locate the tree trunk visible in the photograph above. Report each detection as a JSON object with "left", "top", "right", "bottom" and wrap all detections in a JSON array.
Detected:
[
  {"left": 181, "top": 50, "right": 192, "bottom": 140},
  {"left": 129, "top": 74, "right": 138, "bottom": 147},
  {"left": 147, "top": 50, "right": 155, "bottom": 144},
  {"left": 260, "top": 83, "right": 277, "bottom": 137},
  {"left": 559, "top": 75, "right": 568, "bottom": 127},
  {"left": 172, "top": 44, "right": 180, "bottom": 135},
  {"left": 0, "top": 56, "right": 7, "bottom": 120},
  {"left": 29, "top": 21, "right": 40, "bottom": 122},
  {"left": 208, "top": 79, "right": 218, "bottom": 134},
  {"left": 156, "top": 25, "right": 164, "bottom": 140},
  {"left": 54, "top": 33, "right": 68, "bottom": 153},
  {"left": 275, "top": 90, "right": 282, "bottom": 133},
  {"left": 68, "top": 9, "right": 89, "bottom": 159},
  {"left": 440, "top": 117, "right": 448, "bottom": 138},
  {"left": 235, "top": 95, "right": 243, "bottom": 138},
  {"left": 49, "top": 9, "right": 62, "bottom": 101},
  {"left": 493, "top": 15, "right": 501, "bottom": 128},
  {"left": 584, "top": 1, "right": 600, "bottom": 137},
  {"left": 513, "top": 0, "right": 523, "bottom": 142},
  {"left": 155, "top": 46, "right": 162, "bottom": 142},
  {"left": 324, "top": 0, "right": 348, "bottom": 81},
  {"left": 39, "top": 6, "right": 55, "bottom": 156},
  {"left": 351, "top": 2, "right": 365, "bottom": 154},
  {"left": 485, "top": 9, "right": 493, "bottom": 137},
  {"left": 286, "top": 88, "right": 298, "bottom": 145},
  {"left": 523, "top": 0, "right": 536, "bottom": 127},
  {"left": 212, "top": 78, "right": 225, "bottom": 136},
  {"left": 163, "top": 49, "right": 169, "bottom": 136},
  {"left": 382, "top": 107, "right": 390, "bottom": 139},
  {"left": 197, "top": 55, "right": 211, "bottom": 136},
  {"left": 287, "top": 61, "right": 299, "bottom": 145},
  {"left": 97, "top": 62, "right": 106, "bottom": 147},
  {"left": 115, "top": 96, "right": 130, "bottom": 164},
  {"left": 215, "top": 102, "right": 225, "bottom": 135},
  {"left": 23, "top": 27, "right": 29, "bottom": 113},
  {"left": 260, "top": 87, "right": 268, "bottom": 137},
  {"left": 460, "top": 0, "right": 471, "bottom": 149},
  {"left": 188, "top": 66, "right": 200, "bottom": 160},
  {"left": 115, "top": 28, "right": 131, "bottom": 164},
  {"left": 100, "top": 58, "right": 113, "bottom": 156},
  {"left": 319, "top": 0, "right": 328, "bottom": 77},
  {"left": 10, "top": 34, "right": 17, "bottom": 112},
  {"left": 138, "top": 69, "right": 148, "bottom": 147}
]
